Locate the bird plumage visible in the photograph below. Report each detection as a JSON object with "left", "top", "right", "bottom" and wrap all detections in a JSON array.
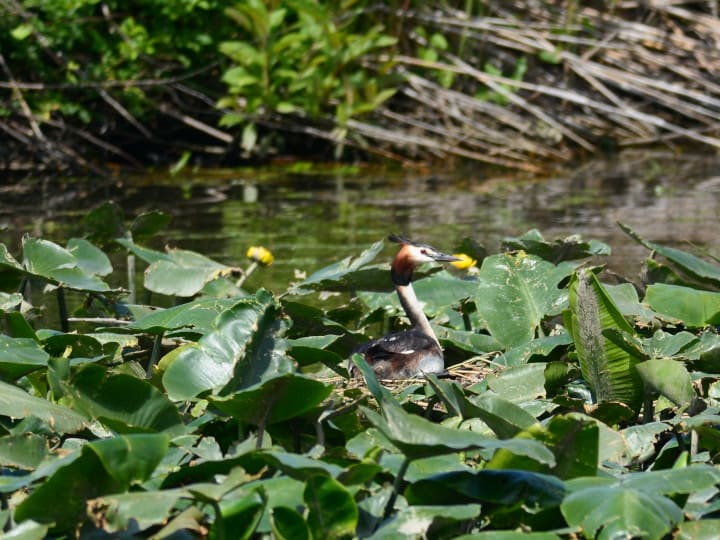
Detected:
[{"left": 351, "top": 235, "right": 460, "bottom": 379}]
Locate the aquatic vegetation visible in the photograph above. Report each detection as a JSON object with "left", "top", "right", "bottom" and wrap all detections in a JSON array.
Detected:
[{"left": 1, "top": 208, "right": 720, "bottom": 537}]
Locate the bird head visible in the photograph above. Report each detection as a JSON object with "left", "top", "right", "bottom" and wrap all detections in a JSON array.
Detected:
[{"left": 388, "top": 234, "right": 461, "bottom": 284}]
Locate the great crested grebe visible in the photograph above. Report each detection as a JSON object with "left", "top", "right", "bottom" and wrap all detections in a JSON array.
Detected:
[{"left": 352, "top": 234, "right": 460, "bottom": 379}]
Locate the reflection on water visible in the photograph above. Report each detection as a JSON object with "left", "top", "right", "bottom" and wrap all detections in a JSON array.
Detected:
[{"left": 1, "top": 150, "right": 719, "bottom": 293}]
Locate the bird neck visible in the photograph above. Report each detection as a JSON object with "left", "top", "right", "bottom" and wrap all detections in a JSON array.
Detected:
[{"left": 395, "top": 282, "right": 439, "bottom": 345}]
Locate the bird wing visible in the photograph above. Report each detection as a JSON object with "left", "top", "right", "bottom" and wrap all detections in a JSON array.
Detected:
[{"left": 357, "top": 328, "right": 437, "bottom": 360}]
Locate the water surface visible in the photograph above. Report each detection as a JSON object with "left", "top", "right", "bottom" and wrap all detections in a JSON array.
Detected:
[{"left": 2, "top": 151, "right": 719, "bottom": 295}]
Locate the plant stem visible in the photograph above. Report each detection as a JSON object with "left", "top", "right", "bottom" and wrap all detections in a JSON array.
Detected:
[
  {"left": 383, "top": 457, "right": 410, "bottom": 521},
  {"left": 147, "top": 332, "right": 163, "bottom": 377},
  {"left": 57, "top": 287, "right": 68, "bottom": 333}
]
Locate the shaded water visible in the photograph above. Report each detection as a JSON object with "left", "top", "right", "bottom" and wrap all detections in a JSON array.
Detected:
[{"left": 2, "top": 150, "right": 720, "bottom": 295}]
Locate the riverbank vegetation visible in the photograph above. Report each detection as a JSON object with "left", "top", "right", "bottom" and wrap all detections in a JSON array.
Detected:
[
  {"left": 2, "top": 1, "right": 720, "bottom": 174},
  {"left": 2, "top": 208, "right": 720, "bottom": 536}
]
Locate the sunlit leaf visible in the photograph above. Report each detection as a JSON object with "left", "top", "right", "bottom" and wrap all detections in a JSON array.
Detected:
[
  {"left": 561, "top": 486, "right": 683, "bottom": 539},
  {"left": 0, "top": 380, "right": 85, "bottom": 434},
  {"left": 369, "top": 504, "right": 480, "bottom": 539},
  {"left": 162, "top": 290, "right": 292, "bottom": 400},
  {"left": 636, "top": 359, "right": 694, "bottom": 408},
  {"left": 503, "top": 229, "right": 610, "bottom": 261},
  {"left": 644, "top": 283, "right": 720, "bottom": 327},
  {"left": 476, "top": 253, "right": 574, "bottom": 349}
]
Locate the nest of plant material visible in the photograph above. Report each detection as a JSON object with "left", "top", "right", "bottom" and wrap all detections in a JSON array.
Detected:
[{"left": 349, "top": 1, "right": 720, "bottom": 172}]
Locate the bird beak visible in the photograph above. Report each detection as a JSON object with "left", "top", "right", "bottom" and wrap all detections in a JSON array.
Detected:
[{"left": 432, "top": 252, "right": 463, "bottom": 263}]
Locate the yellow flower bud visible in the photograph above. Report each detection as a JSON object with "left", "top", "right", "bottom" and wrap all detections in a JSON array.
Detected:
[
  {"left": 246, "top": 246, "right": 274, "bottom": 266},
  {"left": 450, "top": 253, "right": 476, "bottom": 270}
]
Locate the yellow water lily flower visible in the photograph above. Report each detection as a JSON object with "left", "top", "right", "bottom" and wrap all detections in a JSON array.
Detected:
[
  {"left": 450, "top": 253, "right": 476, "bottom": 270},
  {"left": 246, "top": 246, "right": 274, "bottom": 266}
]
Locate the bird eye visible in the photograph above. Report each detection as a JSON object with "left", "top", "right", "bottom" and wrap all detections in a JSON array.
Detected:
[{"left": 420, "top": 249, "right": 428, "bottom": 255}]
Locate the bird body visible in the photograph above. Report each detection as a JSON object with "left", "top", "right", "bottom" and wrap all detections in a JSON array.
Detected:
[{"left": 352, "top": 235, "right": 460, "bottom": 379}]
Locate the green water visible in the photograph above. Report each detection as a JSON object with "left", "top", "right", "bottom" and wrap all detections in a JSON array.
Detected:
[{"left": 2, "top": 151, "right": 720, "bottom": 297}]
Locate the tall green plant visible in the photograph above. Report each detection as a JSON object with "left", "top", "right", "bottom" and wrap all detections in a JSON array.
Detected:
[{"left": 564, "top": 269, "right": 644, "bottom": 413}]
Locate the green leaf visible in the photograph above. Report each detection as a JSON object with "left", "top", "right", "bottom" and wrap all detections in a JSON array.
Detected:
[
  {"left": 1, "top": 520, "right": 50, "bottom": 540},
  {"left": 210, "top": 374, "right": 333, "bottom": 425},
  {"left": 476, "top": 253, "right": 574, "bottom": 348},
  {"left": 644, "top": 283, "right": 720, "bottom": 327},
  {"left": 566, "top": 269, "right": 644, "bottom": 411},
  {"left": 676, "top": 520, "right": 720, "bottom": 540},
  {"left": 406, "top": 469, "right": 564, "bottom": 509},
  {"left": 620, "top": 222, "right": 720, "bottom": 286},
  {"left": 0, "top": 336, "right": 49, "bottom": 379},
  {"left": 144, "top": 249, "right": 234, "bottom": 297},
  {"left": 67, "top": 238, "right": 112, "bottom": 276},
  {"left": 619, "top": 464, "right": 720, "bottom": 494},
  {"left": 127, "top": 297, "right": 238, "bottom": 334},
  {"left": 304, "top": 475, "right": 358, "bottom": 539},
  {"left": 130, "top": 211, "right": 171, "bottom": 242},
  {"left": 560, "top": 486, "right": 683, "bottom": 540},
  {"left": 162, "top": 290, "right": 292, "bottom": 400},
  {"left": 270, "top": 506, "right": 311, "bottom": 540},
  {"left": 10, "top": 23, "right": 33, "bottom": 40},
  {"left": 0, "top": 380, "right": 85, "bottom": 433},
  {"left": 21, "top": 236, "right": 111, "bottom": 292},
  {"left": 0, "top": 433, "right": 48, "bottom": 469},
  {"left": 635, "top": 359, "right": 694, "bottom": 408},
  {"left": 15, "top": 434, "right": 168, "bottom": 532},
  {"left": 62, "top": 364, "right": 185, "bottom": 436}
]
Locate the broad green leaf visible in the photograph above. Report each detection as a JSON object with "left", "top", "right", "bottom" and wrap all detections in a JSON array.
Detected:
[
  {"left": 482, "top": 363, "right": 547, "bottom": 402},
  {"left": 488, "top": 414, "right": 598, "bottom": 479},
  {"left": 83, "top": 202, "right": 126, "bottom": 247},
  {"left": 455, "top": 534, "right": 560, "bottom": 540},
  {"left": 0, "top": 433, "right": 48, "bottom": 469},
  {"left": 212, "top": 490, "right": 265, "bottom": 540},
  {"left": 21, "top": 236, "right": 111, "bottom": 292},
  {"left": 270, "top": 506, "right": 310, "bottom": 540},
  {"left": 566, "top": 269, "right": 644, "bottom": 411},
  {"left": 618, "top": 464, "right": 720, "bottom": 494},
  {"left": 62, "top": 364, "right": 185, "bottom": 436},
  {"left": 620, "top": 222, "right": 720, "bottom": 286},
  {"left": 209, "top": 373, "right": 333, "bottom": 425},
  {"left": 676, "top": 520, "right": 720, "bottom": 540},
  {"left": 162, "top": 290, "right": 291, "bottom": 400},
  {"left": 468, "top": 394, "right": 539, "bottom": 438},
  {"left": 15, "top": 434, "right": 168, "bottom": 532},
  {"left": 636, "top": 359, "right": 694, "bottom": 408},
  {"left": 561, "top": 486, "right": 683, "bottom": 540},
  {"left": 127, "top": 297, "right": 238, "bottom": 334},
  {"left": 406, "top": 469, "right": 564, "bottom": 509},
  {"left": 67, "top": 238, "right": 112, "bottom": 276},
  {"left": 644, "top": 283, "right": 720, "bottom": 327},
  {"left": 0, "top": 380, "right": 85, "bottom": 433},
  {"left": 304, "top": 475, "right": 358, "bottom": 539},
  {"left": 476, "top": 253, "right": 574, "bottom": 349},
  {"left": 0, "top": 336, "right": 49, "bottom": 379},
  {"left": 145, "top": 249, "right": 234, "bottom": 297}
]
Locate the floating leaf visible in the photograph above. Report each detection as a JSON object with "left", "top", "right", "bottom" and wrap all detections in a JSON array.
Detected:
[
  {"left": 503, "top": 229, "right": 610, "bottom": 262},
  {"left": 0, "top": 336, "right": 49, "bottom": 379}
]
